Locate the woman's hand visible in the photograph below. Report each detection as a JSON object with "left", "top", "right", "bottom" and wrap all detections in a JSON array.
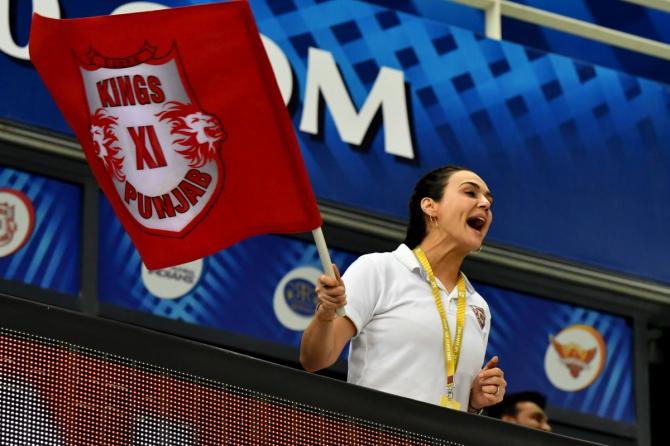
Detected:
[
  {"left": 301, "top": 264, "right": 355, "bottom": 372},
  {"left": 469, "top": 356, "right": 506, "bottom": 410},
  {"left": 314, "top": 265, "right": 346, "bottom": 321}
]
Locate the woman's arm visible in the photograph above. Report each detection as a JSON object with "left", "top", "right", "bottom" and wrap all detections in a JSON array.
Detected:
[{"left": 300, "top": 265, "right": 356, "bottom": 372}]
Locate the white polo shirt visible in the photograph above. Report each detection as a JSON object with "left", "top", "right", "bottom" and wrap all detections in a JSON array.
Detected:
[{"left": 343, "top": 244, "right": 491, "bottom": 410}]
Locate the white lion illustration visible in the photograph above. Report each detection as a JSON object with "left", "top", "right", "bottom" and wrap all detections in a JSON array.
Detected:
[
  {"left": 89, "top": 109, "right": 126, "bottom": 182},
  {"left": 156, "top": 101, "right": 227, "bottom": 168}
]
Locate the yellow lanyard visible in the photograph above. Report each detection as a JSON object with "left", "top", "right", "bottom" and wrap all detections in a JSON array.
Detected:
[{"left": 414, "top": 247, "right": 466, "bottom": 410}]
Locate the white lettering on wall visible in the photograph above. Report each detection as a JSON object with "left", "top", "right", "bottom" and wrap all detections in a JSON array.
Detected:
[
  {"left": 0, "top": 0, "right": 60, "bottom": 60},
  {"left": 300, "top": 47, "right": 414, "bottom": 159},
  {"left": 261, "top": 34, "right": 293, "bottom": 106}
]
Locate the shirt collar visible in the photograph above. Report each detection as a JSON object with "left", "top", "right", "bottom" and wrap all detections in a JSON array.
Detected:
[{"left": 393, "top": 243, "right": 475, "bottom": 294}]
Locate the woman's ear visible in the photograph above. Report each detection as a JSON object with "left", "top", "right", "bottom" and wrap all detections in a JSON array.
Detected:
[{"left": 420, "top": 197, "right": 437, "bottom": 217}]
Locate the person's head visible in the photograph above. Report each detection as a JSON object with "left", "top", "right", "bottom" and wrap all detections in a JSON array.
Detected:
[
  {"left": 404, "top": 165, "right": 493, "bottom": 252},
  {"left": 487, "top": 391, "right": 551, "bottom": 432}
]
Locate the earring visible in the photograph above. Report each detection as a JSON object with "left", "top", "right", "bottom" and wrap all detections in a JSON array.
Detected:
[
  {"left": 475, "top": 245, "right": 483, "bottom": 253},
  {"left": 429, "top": 215, "right": 438, "bottom": 227}
]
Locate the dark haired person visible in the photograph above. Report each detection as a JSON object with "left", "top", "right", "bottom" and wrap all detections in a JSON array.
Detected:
[
  {"left": 300, "top": 166, "right": 506, "bottom": 413},
  {"left": 487, "top": 391, "right": 551, "bottom": 432}
]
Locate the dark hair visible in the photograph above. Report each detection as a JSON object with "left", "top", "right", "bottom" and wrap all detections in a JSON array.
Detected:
[
  {"left": 403, "top": 165, "right": 470, "bottom": 249},
  {"left": 487, "top": 391, "right": 547, "bottom": 419}
]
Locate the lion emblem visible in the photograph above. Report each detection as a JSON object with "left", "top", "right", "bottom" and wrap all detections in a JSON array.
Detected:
[
  {"left": 0, "top": 202, "right": 17, "bottom": 248},
  {"left": 156, "top": 101, "right": 227, "bottom": 168},
  {"left": 90, "top": 109, "right": 126, "bottom": 182}
]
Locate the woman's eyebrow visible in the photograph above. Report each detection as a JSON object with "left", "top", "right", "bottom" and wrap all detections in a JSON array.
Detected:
[{"left": 459, "top": 181, "right": 493, "bottom": 202}]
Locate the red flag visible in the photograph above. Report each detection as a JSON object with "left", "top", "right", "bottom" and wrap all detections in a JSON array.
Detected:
[{"left": 29, "top": 1, "right": 322, "bottom": 270}]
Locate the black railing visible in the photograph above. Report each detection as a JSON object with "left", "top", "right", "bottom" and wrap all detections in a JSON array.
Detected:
[{"left": 0, "top": 294, "right": 601, "bottom": 445}]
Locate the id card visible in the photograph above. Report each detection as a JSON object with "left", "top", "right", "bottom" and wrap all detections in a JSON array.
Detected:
[{"left": 439, "top": 395, "right": 461, "bottom": 410}]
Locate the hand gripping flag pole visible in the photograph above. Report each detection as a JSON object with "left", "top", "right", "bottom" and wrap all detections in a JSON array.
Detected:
[{"left": 312, "top": 227, "right": 347, "bottom": 317}]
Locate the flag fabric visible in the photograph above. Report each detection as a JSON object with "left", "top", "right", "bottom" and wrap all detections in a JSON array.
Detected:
[{"left": 29, "top": 1, "right": 322, "bottom": 270}]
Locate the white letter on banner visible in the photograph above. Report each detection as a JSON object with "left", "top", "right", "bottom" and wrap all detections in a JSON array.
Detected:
[
  {"left": 300, "top": 47, "right": 414, "bottom": 159},
  {"left": 261, "top": 34, "right": 293, "bottom": 106},
  {"left": 111, "top": 2, "right": 168, "bottom": 15},
  {"left": 0, "top": 0, "right": 60, "bottom": 60}
]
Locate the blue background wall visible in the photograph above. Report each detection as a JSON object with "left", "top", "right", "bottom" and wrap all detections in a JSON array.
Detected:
[{"left": 1, "top": 0, "right": 668, "bottom": 285}]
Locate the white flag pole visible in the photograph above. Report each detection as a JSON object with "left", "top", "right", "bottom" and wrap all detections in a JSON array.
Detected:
[{"left": 312, "top": 227, "right": 346, "bottom": 317}]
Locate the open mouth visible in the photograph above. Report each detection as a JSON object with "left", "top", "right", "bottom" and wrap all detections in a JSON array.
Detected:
[{"left": 466, "top": 216, "right": 486, "bottom": 231}]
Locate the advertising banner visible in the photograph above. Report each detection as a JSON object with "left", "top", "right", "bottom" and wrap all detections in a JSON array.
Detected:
[
  {"left": 0, "top": 329, "right": 435, "bottom": 445},
  {"left": 1, "top": 0, "right": 668, "bottom": 283},
  {"left": 0, "top": 166, "right": 81, "bottom": 296},
  {"left": 484, "top": 283, "right": 635, "bottom": 423}
]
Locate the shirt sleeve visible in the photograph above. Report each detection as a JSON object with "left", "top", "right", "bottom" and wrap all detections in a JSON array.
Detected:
[{"left": 341, "top": 253, "right": 382, "bottom": 338}]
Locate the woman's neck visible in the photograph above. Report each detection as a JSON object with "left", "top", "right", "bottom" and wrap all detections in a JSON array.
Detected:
[{"left": 418, "top": 233, "right": 466, "bottom": 292}]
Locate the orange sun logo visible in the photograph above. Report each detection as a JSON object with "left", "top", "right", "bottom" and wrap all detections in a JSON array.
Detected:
[
  {"left": 545, "top": 324, "right": 607, "bottom": 391},
  {"left": 550, "top": 336, "right": 597, "bottom": 378}
]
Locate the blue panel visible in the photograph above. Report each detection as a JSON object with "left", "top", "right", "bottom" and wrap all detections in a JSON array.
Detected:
[
  {"left": 363, "top": 0, "right": 484, "bottom": 35},
  {"left": 98, "top": 195, "right": 357, "bottom": 349},
  {"left": 252, "top": 0, "right": 670, "bottom": 284},
  {"left": 0, "top": 166, "right": 81, "bottom": 296},
  {"left": 480, "top": 282, "right": 635, "bottom": 423},
  {"left": 504, "top": 0, "right": 670, "bottom": 86},
  {"left": 1, "top": 0, "right": 669, "bottom": 285}
]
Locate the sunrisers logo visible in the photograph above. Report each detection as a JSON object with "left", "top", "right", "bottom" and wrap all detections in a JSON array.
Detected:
[
  {"left": 544, "top": 324, "right": 607, "bottom": 391},
  {"left": 273, "top": 266, "right": 321, "bottom": 331},
  {"left": 0, "top": 189, "right": 35, "bottom": 257},
  {"left": 141, "top": 259, "right": 203, "bottom": 299}
]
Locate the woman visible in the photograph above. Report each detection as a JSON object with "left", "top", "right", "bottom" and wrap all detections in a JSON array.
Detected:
[{"left": 300, "top": 166, "right": 506, "bottom": 413}]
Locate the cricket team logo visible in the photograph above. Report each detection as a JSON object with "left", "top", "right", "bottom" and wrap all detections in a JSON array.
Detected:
[
  {"left": 141, "top": 259, "right": 203, "bottom": 299},
  {"left": 471, "top": 305, "right": 486, "bottom": 330},
  {"left": 0, "top": 189, "right": 35, "bottom": 257},
  {"left": 544, "top": 324, "right": 606, "bottom": 391},
  {"left": 79, "top": 43, "right": 227, "bottom": 236},
  {"left": 274, "top": 266, "right": 322, "bottom": 331}
]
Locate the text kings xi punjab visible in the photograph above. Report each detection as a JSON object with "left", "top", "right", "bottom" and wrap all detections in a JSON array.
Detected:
[{"left": 96, "top": 73, "right": 214, "bottom": 221}]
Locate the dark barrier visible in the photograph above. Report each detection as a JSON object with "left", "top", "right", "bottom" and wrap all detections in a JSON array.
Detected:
[{"left": 0, "top": 294, "right": 601, "bottom": 445}]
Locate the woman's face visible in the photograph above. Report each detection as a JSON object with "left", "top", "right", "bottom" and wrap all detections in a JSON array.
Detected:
[{"left": 432, "top": 170, "right": 493, "bottom": 252}]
